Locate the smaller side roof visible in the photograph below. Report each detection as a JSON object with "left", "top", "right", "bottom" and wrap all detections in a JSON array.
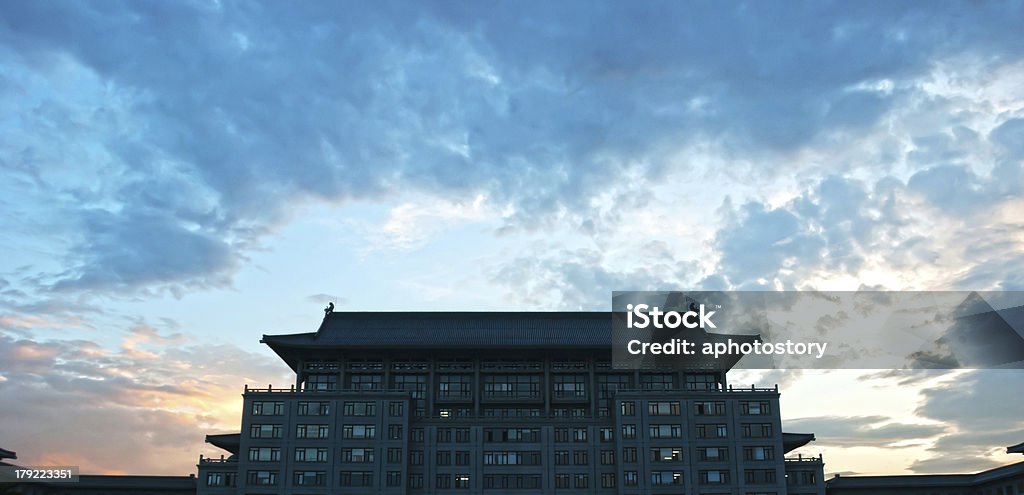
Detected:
[
  {"left": 206, "top": 433, "right": 240, "bottom": 455},
  {"left": 783, "top": 432, "right": 816, "bottom": 453},
  {"left": 0, "top": 447, "right": 16, "bottom": 460},
  {"left": 1009, "top": 441, "right": 1024, "bottom": 455}
]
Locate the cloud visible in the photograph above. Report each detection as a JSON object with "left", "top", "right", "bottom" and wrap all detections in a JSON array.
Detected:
[
  {"left": 784, "top": 415, "right": 946, "bottom": 448},
  {"left": 0, "top": 328, "right": 291, "bottom": 475},
  {"left": 3, "top": 2, "right": 1023, "bottom": 295}
]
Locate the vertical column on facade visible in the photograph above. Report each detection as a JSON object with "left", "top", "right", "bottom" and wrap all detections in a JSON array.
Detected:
[
  {"left": 542, "top": 354, "right": 552, "bottom": 416},
  {"left": 472, "top": 357, "right": 481, "bottom": 417}
]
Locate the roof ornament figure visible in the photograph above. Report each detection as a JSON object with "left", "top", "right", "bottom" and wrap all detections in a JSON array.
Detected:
[{"left": 324, "top": 302, "right": 334, "bottom": 318}]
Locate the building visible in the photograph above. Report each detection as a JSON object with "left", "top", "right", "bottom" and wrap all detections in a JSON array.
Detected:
[
  {"left": 198, "top": 311, "right": 825, "bottom": 495},
  {"left": 825, "top": 444, "right": 1024, "bottom": 495}
]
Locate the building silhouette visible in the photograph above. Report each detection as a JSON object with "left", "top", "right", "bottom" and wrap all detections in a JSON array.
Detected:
[{"left": 197, "top": 311, "right": 825, "bottom": 494}]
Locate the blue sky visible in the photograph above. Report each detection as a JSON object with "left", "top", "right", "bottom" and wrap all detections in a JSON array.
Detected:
[{"left": 1, "top": 0, "right": 1023, "bottom": 476}]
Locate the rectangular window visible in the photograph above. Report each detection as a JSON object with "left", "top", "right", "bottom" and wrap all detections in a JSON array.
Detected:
[
  {"left": 294, "top": 447, "right": 328, "bottom": 463},
  {"left": 622, "top": 447, "right": 637, "bottom": 463},
  {"left": 742, "top": 401, "right": 771, "bottom": 415},
  {"left": 574, "top": 473, "right": 588, "bottom": 488},
  {"left": 694, "top": 400, "right": 726, "bottom": 415},
  {"left": 648, "top": 401, "right": 681, "bottom": 415},
  {"left": 601, "top": 473, "right": 616, "bottom": 488},
  {"left": 699, "top": 446, "right": 728, "bottom": 461},
  {"left": 205, "top": 472, "right": 236, "bottom": 487},
  {"left": 483, "top": 451, "right": 542, "bottom": 466},
  {"left": 620, "top": 401, "right": 636, "bottom": 416},
  {"left": 600, "top": 427, "right": 614, "bottom": 442},
  {"left": 555, "top": 450, "right": 569, "bottom": 465},
  {"left": 651, "top": 471, "right": 683, "bottom": 486},
  {"left": 437, "top": 374, "right": 474, "bottom": 399},
  {"left": 685, "top": 373, "right": 718, "bottom": 390},
  {"left": 343, "top": 401, "right": 376, "bottom": 416},
  {"left": 573, "top": 428, "right": 588, "bottom": 442},
  {"left": 600, "top": 449, "right": 615, "bottom": 465},
  {"left": 295, "top": 424, "right": 329, "bottom": 439},
  {"left": 411, "top": 428, "right": 425, "bottom": 442},
  {"left": 456, "top": 427, "right": 471, "bottom": 442},
  {"left": 340, "top": 471, "right": 373, "bottom": 487},
  {"left": 342, "top": 424, "right": 376, "bottom": 439},
  {"left": 249, "top": 424, "right": 282, "bottom": 439},
  {"left": 246, "top": 470, "right": 277, "bottom": 486},
  {"left": 455, "top": 450, "right": 470, "bottom": 466},
  {"left": 341, "top": 448, "right": 374, "bottom": 463},
  {"left": 409, "top": 450, "right": 424, "bottom": 465},
  {"left": 552, "top": 374, "right": 588, "bottom": 398},
  {"left": 304, "top": 373, "right": 337, "bottom": 391},
  {"left": 641, "top": 373, "right": 675, "bottom": 390},
  {"left": 386, "top": 448, "right": 402, "bottom": 464},
  {"left": 436, "top": 450, "right": 451, "bottom": 466},
  {"left": 555, "top": 474, "right": 570, "bottom": 489},
  {"left": 251, "top": 401, "right": 283, "bottom": 416},
  {"left": 248, "top": 447, "right": 280, "bottom": 462},
  {"left": 744, "top": 446, "right": 775, "bottom": 461},
  {"left": 297, "top": 401, "right": 329, "bottom": 416},
  {"left": 744, "top": 469, "right": 777, "bottom": 484},
  {"left": 483, "top": 475, "right": 542, "bottom": 489},
  {"left": 455, "top": 474, "right": 470, "bottom": 489},
  {"left": 623, "top": 471, "right": 638, "bottom": 487},
  {"left": 483, "top": 428, "right": 541, "bottom": 442},
  {"left": 293, "top": 470, "right": 325, "bottom": 486},
  {"left": 388, "top": 401, "right": 405, "bottom": 416},
  {"left": 437, "top": 427, "right": 453, "bottom": 442},
  {"left": 649, "top": 424, "right": 682, "bottom": 439},
  {"left": 650, "top": 447, "right": 682, "bottom": 462},
  {"left": 386, "top": 471, "right": 402, "bottom": 487},
  {"left": 696, "top": 423, "right": 727, "bottom": 439},
  {"left": 483, "top": 374, "right": 541, "bottom": 398},
  {"left": 388, "top": 424, "right": 403, "bottom": 440},
  {"left": 408, "top": 473, "right": 423, "bottom": 489},
  {"left": 436, "top": 474, "right": 451, "bottom": 489},
  {"left": 346, "top": 374, "right": 382, "bottom": 390},
  {"left": 700, "top": 470, "right": 729, "bottom": 484},
  {"left": 621, "top": 424, "right": 636, "bottom": 440},
  {"left": 742, "top": 423, "right": 774, "bottom": 438},
  {"left": 573, "top": 450, "right": 588, "bottom": 465}
]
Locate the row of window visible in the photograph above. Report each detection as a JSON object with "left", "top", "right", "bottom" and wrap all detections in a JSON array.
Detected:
[
  {"left": 617, "top": 423, "right": 774, "bottom": 439},
  {"left": 249, "top": 423, "right": 404, "bottom": 439},
  {"left": 620, "top": 400, "right": 773, "bottom": 417},
  {"left": 302, "top": 372, "right": 724, "bottom": 393},
  {"left": 247, "top": 445, "right": 774, "bottom": 466},
  {"left": 250, "top": 400, "right": 406, "bottom": 417},
  {"left": 211, "top": 469, "right": 783, "bottom": 489}
]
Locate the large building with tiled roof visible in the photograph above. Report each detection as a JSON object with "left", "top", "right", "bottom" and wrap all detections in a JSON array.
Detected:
[{"left": 198, "top": 311, "right": 826, "bottom": 495}]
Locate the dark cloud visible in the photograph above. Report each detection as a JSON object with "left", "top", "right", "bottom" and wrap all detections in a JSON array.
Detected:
[
  {"left": 2, "top": 1, "right": 1023, "bottom": 293},
  {"left": 784, "top": 414, "right": 946, "bottom": 448}
]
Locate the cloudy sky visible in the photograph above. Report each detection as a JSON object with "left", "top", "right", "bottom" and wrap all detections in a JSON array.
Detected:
[{"left": 2, "top": 0, "right": 1023, "bottom": 477}]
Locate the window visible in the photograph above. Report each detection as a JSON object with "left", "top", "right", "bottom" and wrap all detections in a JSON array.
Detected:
[
  {"left": 601, "top": 473, "right": 616, "bottom": 488},
  {"left": 346, "top": 374, "right": 382, "bottom": 390},
  {"left": 742, "top": 423, "right": 774, "bottom": 438},
  {"left": 641, "top": 373, "right": 675, "bottom": 390},
  {"left": 246, "top": 470, "right": 277, "bottom": 486},
  {"left": 436, "top": 474, "right": 451, "bottom": 489},
  {"left": 387, "top": 471, "right": 402, "bottom": 487},
  {"left": 342, "top": 424, "right": 375, "bottom": 439},
  {"left": 745, "top": 446, "right": 775, "bottom": 461},
  {"left": 685, "top": 373, "right": 718, "bottom": 390},
  {"left": 455, "top": 451, "right": 470, "bottom": 466},
  {"left": 455, "top": 474, "right": 470, "bottom": 489},
  {"left": 620, "top": 401, "right": 636, "bottom": 416},
  {"left": 484, "top": 428, "right": 540, "bottom": 442},
  {"left": 555, "top": 450, "right": 569, "bottom": 465},
  {"left": 304, "top": 373, "right": 337, "bottom": 391},
  {"left": 248, "top": 447, "right": 280, "bottom": 462},
  {"left": 600, "top": 449, "right": 615, "bottom": 465},
  {"left": 597, "top": 374, "right": 631, "bottom": 398},
  {"left": 483, "top": 475, "right": 542, "bottom": 489},
  {"left": 456, "top": 427, "right": 471, "bottom": 442},
  {"left": 742, "top": 401, "right": 771, "bottom": 415},
  {"left": 699, "top": 446, "right": 728, "bottom": 461},
  {"left": 573, "top": 450, "right": 588, "bottom": 465},
  {"left": 249, "top": 424, "right": 282, "bottom": 439},
  {"left": 600, "top": 427, "right": 614, "bottom": 442},
  {"left": 437, "top": 427, "right": 453, "bottom": 442},
  {"left": 649, "top": 424, "right": 682, "bottom": 439},
  {"left": 555, "top": 428, "right": 568, "bottom": 442},
  {"left": 695, "top": 400, "right": 726, "bottom": 415},
  {"left": 651, "top": 471, "right": 683, "bottom": 486},
  {"left": 744, "top": 469, "right": 777, "bottom": 484},
  {"left": 622, "top": 447, "right": 637, "bottom": 463},
  {"left": 438, "top": 374, "right": 473, "bottom": 398},
  {"left": 293, "top": 471, "right": 325, "bottom": 486},
  {"left": 387, "top": 448, "right": 402, "bottom": 464},
  {"left": 483, "top": 374, "right": 541, "bottom": 398},
  {"left": 408, "top": 473, "right": 423, "bottom": 489},
  {"left": 648, "top": 401, "right": 681, "bottom": 415},
  {"left": 573, "top": 428, "right": 588, "bottom": 442},
  {"left": 555, "top": 474, "right": 570, "bottom": 489},
  {"left": 340, "top": 471, "right": 373, "bottom": 487},
  {"left": 297, "top": 401, "right": 329, "bottom": 416},
  {"left": 623, "top": 471, "right": 638, "bottom": 487},
  {"left": 436, "top": 450, "right": 451, "bottom": 466},
  {"left": 294, "top": 447, "right": 328, "bottom": 463},
  {"left": 388, "top": 401, "right": 405, "bottom": 416},
  {"left": 650, "top": 447, "right": 682, "bottom": 462},
  {"left": 409, "top": 450, "right": 424, "bottom": 465},
  {"left": 411, "top": 428, "right": 425, "bottom": 442},
  {"left": 696, "top": 423, "right": 727, "bottom": 439},
  {"left": 553, "top": 374, "right": 587, "bottom": 398},
  {"left": 343, "top": 401, "right": 376, "bottom": 416},
  {"left": 391, "top": 374, "right": 427, "bottom": 398},
  {"left": 206, "top": 472, "right": 236, "bottom": 487},
  {"left": 788, "top": 470, "right": 817, "bottom": 486},
  {"left": 574, "top": 473, "right": 589, "bottom": 489},
  {"left": 295, "top": 424, "right": 329, "bottom": 439},
  {"left": 483, "top": 451, "right": 542, "bottom": 466},
  {"left": 251, "top": 401, "right": 283, "bottom": 416},
  {"left": 388, "top": 424, "right": 403, "bottom": 440},
  {"left": 341, "top": 448, "right": 374, "bottom": 463},
  {"left": 621, "top": 424, "right": 636, "bottom": 439},
  {"left": 700, "top": 470, "right": 729, "bottom": 484}
]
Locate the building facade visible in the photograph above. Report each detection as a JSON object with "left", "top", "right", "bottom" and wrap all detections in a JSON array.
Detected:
[{"left": 198, "top": 312, "right": 825, "bottom": 495}]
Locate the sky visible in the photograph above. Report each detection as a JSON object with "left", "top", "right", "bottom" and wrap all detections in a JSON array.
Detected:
[{"left": 1, "top": 0, "right": 1023, "bottom": 477}]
